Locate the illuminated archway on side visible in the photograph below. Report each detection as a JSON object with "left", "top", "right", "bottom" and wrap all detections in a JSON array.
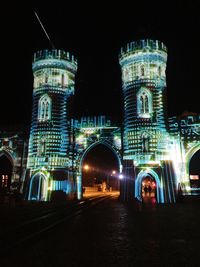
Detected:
[
  {"left": 185, "top": 144, "right": 200, "bottom": 179},
  {"left": 28, "top": 172, "right": 48, "bottom": 201},
  {"left": 135, "top": 169, "right": 164, "bottom": 203},
  {"left": 0, "top": 150, "right": 15, "bottom": 190}
]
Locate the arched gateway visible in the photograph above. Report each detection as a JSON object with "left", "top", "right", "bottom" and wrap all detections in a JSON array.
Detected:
[
  {"left": 135, "top": 170, "right": 164, "bottom": 203},
  {"left": 73, "top": 116, "right": 122, "bottom": 199},
  {"left": 25, "top": 44, "right": 200, "bottom": 203}
]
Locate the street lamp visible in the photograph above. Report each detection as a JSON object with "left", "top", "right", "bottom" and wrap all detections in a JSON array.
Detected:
[
  {"left": 112, "top": 170, "right": 116, "bottom": 175},
  {"left": 84, "top": 164, "right": 89, "bottom": 171},
  {"left": 119, "top": 174, "right": 124, "bottom": 179}
]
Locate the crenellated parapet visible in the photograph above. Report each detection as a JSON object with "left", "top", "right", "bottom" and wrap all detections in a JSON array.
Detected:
[
  {"left": 32, "top": 49, "right": 77, "bottom": 93},
  {"left": 33, "top": 49, "right": 77, "bottom": 72},
  {"left": 120, "top": 39, "right": 167, "bottom": 61},
  {"left": 119, "top": 39, "right": 167, "bottom": 85},
  {"left": 168, "top": 113, "right": 200, "bottom": 146},
  {"left": 74, "top": 116, "right": 112, "bottom": 129}
]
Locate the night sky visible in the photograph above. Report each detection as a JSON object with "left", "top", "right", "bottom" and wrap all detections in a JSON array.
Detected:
[{"left": 1, "top": 1, "right": 200, "bottom": 126}]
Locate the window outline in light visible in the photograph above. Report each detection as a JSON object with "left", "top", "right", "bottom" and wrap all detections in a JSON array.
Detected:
[
  {"left": 141, "top": 132, "right": 150, "bottom": 152},
  {"left": 137, "top": 87, "right": 153, "bottom": 118},
  {"left": 38, "top": 94, "right": 52, "bottom": 121}
]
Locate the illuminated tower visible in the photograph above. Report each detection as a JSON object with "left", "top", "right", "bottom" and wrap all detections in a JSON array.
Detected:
[
  {"left": 27, "top": 50, "right": 77, "bottom": 201},
  {"left": 120, "top": 39, "right": 176, "bottom": 203}
]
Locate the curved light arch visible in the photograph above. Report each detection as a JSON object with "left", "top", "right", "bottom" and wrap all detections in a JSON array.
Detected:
[
  {"left": 78, "top": 140, "right": 122, "bottom": 173},
  {"left": 135, "top": 169, "right": 164, "bottom": 203},
  {"left": 0, "top": 150, "right": 15, "bottom": 189},
  {"left": 185, "top": 143, "right": 200, "bottom": 177},
  {"left": 76, "top": 140, "right": 122, "bottom": 200},
  {"left": 28, "top": 172, "right": 47, "bottom": 201},
  {"left": 0, "top": 149, "right": 15, "bottom": 166}
]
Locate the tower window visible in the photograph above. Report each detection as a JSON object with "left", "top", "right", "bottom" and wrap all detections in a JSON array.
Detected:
[
  {"left": 37, "top": 137, "right": 46, "bottom": 156},
  {"left": 142, "top": 133, "right": 150, "bottom": 152},
  {"left": 158, "top": 66, "right": 162, "bottom": 76},
  {"left": 137, "top": 88, "right": 152, "bottom": 118},
  {"left": 38, "top": 95, "right": 52, "bottom": 121},
  {"left": 141, "top": 65, "right": 145, "bottom": 76},
  {"left": 45, "top": 74, "right": 48, "bottom": 83}
]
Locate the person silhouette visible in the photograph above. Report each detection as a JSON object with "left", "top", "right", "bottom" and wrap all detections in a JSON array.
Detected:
[{"left": 148, "top": 185, "right": 152, "bottom": 194}]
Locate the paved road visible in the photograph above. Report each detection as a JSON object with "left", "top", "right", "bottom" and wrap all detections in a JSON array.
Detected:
[{"left": 1, "top": 195, "right": 200, "bottom": 266}]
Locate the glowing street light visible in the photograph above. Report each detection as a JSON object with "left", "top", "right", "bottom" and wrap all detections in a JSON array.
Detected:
[
  {"left": 84, "top": 164, "right": 89, "bottom": 171},
  {"left": 119, "top": 174, "right": 124, "bottom": 179}
]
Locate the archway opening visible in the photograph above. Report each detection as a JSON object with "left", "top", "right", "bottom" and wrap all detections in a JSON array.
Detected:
[
  {"left": 0, "top": 155, "right": 13, "bottom": 192},
  {"left": 82, "top": 144, "right": 120, "bottom": 193},
  {"left": 141, "top": 175, "right": 157, "bottom": 203},
  {"left": 189, "top": 149, "right": 200, "bottom": 188},
  {"left": 29, "top": 173, "right": 46, "bottom": 201}
]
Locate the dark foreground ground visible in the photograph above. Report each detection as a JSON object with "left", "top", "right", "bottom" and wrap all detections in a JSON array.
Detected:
[{"left": 1, "top": 195, "right": 200, "bottom": 266}]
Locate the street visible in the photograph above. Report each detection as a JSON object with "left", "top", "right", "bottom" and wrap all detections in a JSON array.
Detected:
[{"left": 1, "top": 194, "right": 200, "bottom": 266}]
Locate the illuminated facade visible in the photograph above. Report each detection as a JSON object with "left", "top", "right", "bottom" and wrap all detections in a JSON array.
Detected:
[
  {"left": 0, "top": 129, "right": 27, "bottom": 194},
  {"left": 26, "top": 50, "right": 121, "bottom": 201},
  {"left": 119, "top": 39, "right": 200, "bottom": 202},
  {"left": 72, "top": 116, "right": 122, "bottom": 198},
  {"left": 23, "top": 39, "right": 199, "bottom": 203},
  {"left": 27, "top": 50, "right": 77, "bottom": 201},
  {"left": 168, "top": 112, "right": 200, "bottom": 195}
]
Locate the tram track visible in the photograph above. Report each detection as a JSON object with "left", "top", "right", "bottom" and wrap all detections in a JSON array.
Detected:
[{"left": 0, "top": 194, "right": 115, "bottom": 255}]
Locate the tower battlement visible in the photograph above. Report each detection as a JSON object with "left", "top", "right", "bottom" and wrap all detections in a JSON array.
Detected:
[
  {"left": 33, "top": 49, "right": 77, "bottom": 64},
  {"left": 33, "top": 49, "right": 77, "bottom": 73},
  {"left": 120, "top": 39, "right": 167, "bottom": 60}
]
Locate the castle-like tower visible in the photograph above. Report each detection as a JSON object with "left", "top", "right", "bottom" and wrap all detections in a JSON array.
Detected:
[
  {"left": 119, "top": 40, "right": 176, "bottom": 203},
  {"left": 23, "top": 40, "right": 199, "bottom": 203},
  {"left": 27, "top": 50, "right": 77, "bottom": 201}
]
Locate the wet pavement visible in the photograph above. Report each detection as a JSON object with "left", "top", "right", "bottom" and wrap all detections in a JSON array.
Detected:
[{"left": 1, "top": 195, "right": 200, "bottom": 266}]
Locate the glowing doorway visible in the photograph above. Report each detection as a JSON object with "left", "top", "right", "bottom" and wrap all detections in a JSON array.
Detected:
[
  {"left": 189, "top": 149, "right": 200, "bottom": 188},
  {"left": 0, "top": 154, "right": 13, "bottom": 191},
  {"left": 28, "top": 172, "right": 47, "bottom": 201}
]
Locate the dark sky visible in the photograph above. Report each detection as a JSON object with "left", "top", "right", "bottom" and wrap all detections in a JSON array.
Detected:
[{"left": 1, "top": 0, "right": 200, "bottom": 126}]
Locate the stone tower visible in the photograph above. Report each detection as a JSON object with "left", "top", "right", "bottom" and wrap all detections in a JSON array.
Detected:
[
  {"left": 27, "top": 50, "right": 77, "bottom": 201},
  {"left": 119, "top": 39, "right": 177, "bottom": 203}
]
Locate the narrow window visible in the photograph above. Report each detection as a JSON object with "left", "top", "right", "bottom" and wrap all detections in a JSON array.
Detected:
[
  {"left": 137, "top": 88, "right": 152, "bottom": 118},
  {"left": 38, "top": 95, "right": 52, "bottom": 121},
  {"left": 142, "top": 134, "right": 150, "bottom": 152},
  {"left": 141, "top": 65, "right": 145, "bottom": 76},
  {"left": 38, "top": 139, "right": 46, "bottom": 156},
  {"left": 144, "top": 95, "right": 149, "bottom": 113}
]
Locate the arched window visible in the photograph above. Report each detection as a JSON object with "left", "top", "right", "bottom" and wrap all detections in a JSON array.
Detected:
[
  {"left": 141, "top": 65, "right": 145, "bottom": 76},
  {"left": 137, "top": 88, "right": 152, "bottom": 118},
  {"left": 37, "top": 138, "right": 46, "bottom": 156},
  {"left": 158, "top": 66, "right": 162, "bottom": 76},
  {"left": 61, "top": 74, "right": 65, "bottom": 87},
  {"left": 45, "top": 74, "right": 48, "bottom": 83},
  {"left": 145, "top": 95, "right": 149, "bottom": 113},
  {"left": 141, "top": 133, "right": 150, "bottom": 152},
  {"left": 38, "top": 95, "right": 52, "bottom": 121}
]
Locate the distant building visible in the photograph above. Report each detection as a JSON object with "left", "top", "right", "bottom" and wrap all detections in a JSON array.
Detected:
[
  {"left": 0, "top": 39, "right": 199, "bottom": 203},
  {"left": 0, "top": 126, "right": 28, "bottom": 194}
]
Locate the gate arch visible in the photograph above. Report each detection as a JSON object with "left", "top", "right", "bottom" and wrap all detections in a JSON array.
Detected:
[
  {"left": 185, "top": 144, "right": 200, "bottom": 178},
  {"left": 78, "top": 140, "right": 122, "bottom": 173},
  {"left": 0, "top": 150, "right": 15, "bottom": 190},
  {"left": 76, "top": 140, "right": 122, "bottom": 199},
  {"left": 135, "top": 169, "right": 164, "bottom": 203},
  {"left": 28, "top": 172, "right": 47, "bottom": 201}
]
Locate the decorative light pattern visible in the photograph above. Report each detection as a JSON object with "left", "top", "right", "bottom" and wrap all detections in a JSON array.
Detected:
[
  {"left": 25, "top": 42, "right": 200, "bottom": 203},
  {"left": 27, "top": 49, "right": 77, "bottom": 201},
  {"left": 120, "top": 39, "right": 200, "bottom": 202}
]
